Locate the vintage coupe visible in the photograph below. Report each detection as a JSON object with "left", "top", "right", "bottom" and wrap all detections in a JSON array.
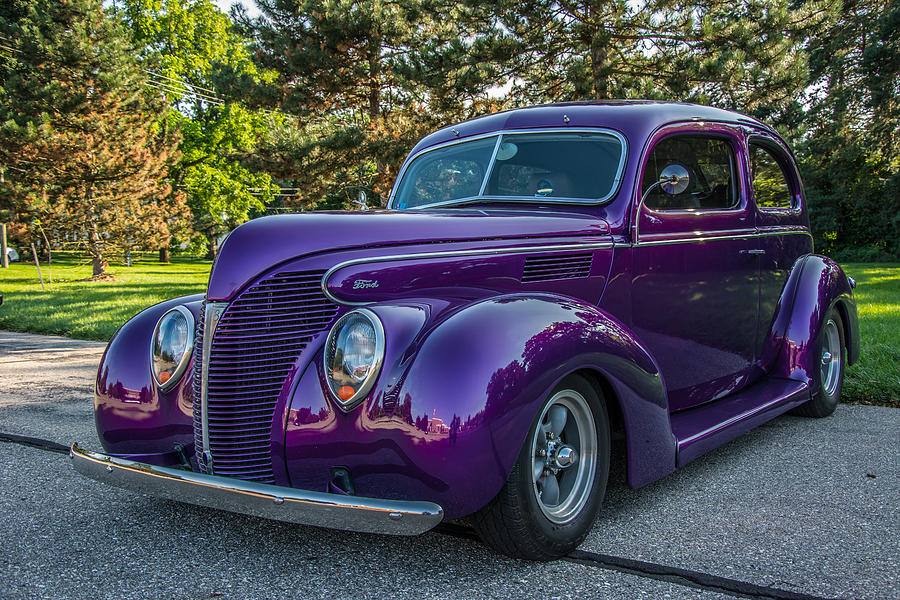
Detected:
[{"left": 72, "top": 102, "right": 859, "bottom": 560}]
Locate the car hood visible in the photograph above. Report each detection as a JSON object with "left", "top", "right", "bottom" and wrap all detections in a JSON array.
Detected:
[{"left": 206, "top": 209, "right": 610, "bottom": 301}]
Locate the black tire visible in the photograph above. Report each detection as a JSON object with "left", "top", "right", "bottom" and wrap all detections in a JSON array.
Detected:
[
  {"left": 792, "top": 306, "right": 846, "bottom": 418},
  {"left": 471, "top": 374, "right": 610, "bottom": 560}
]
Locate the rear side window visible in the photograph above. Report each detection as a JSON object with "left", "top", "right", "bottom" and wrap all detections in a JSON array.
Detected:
[
  {"left": 750, "top": 143, "right": 794, "bottom": 209},
  {"left": 642, "top": 136, "right": 738, "bottom": 210}
]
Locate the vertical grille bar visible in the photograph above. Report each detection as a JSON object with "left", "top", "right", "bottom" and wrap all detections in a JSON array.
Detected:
[{"left": 191, "top": 300, "right": 206, "bottom": 472}]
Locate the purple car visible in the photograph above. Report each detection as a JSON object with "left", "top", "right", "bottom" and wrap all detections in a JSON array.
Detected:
[{"left": 72, "top": 101, "right": 859, "bottom": 560}]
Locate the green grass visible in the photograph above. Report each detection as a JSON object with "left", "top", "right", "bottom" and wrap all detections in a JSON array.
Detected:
[
  {"left": 0, "top": 254, "right": 210, "bottom": 340},
  {"left": 0, "top": 255, "right": 897, "bottom": 407},
  {"left": 842, "top": 263, "right": 900, "bottom": 407}
]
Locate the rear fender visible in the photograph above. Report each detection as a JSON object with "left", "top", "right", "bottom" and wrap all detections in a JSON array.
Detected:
[
  {"left": 763, "top": 255, "right": 859, "bottom": 390},
  {"left": 95, "top": 294, "right": 204, "bottom": 457}
]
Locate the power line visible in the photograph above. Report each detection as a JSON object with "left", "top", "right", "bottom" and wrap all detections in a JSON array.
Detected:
[{"left": 144, "top": 69, "right": 218, "bottom": 96}]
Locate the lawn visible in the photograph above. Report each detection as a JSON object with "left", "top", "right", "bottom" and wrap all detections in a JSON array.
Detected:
[
  {"left": 841, "top": 263, "right": 900, "bottom": 407},
  {"left": 0, "top": 253, "right": 211, "bottom": 340},
  {"left": 0, "top": 255, "right": 896, "bottom": 407}
]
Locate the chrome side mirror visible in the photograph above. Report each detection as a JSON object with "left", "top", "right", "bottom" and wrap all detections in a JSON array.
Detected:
[
  {"left": 634, "top": 163, "right": 692, "bottom": 243},
  {"left": 659, "top": 164, "right": 690, "bottom": 195}
]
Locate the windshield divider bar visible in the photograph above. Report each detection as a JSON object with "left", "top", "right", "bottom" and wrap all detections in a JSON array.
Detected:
[{"left": 478, "top": 135, "right": 504, "bottom": 197}]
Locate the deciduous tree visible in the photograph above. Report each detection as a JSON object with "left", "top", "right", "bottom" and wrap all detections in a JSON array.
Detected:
[{"left": 121, "top": 0, "right": 278, "bottom": 258}]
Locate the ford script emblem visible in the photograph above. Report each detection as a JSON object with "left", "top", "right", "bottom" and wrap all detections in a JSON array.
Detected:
[{"left": 353, "top": 279, "right": 379, "bottom": 290}]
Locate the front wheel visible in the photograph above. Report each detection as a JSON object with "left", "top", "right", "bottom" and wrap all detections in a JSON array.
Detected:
[{"left": 471, "top": 374, "right": 610, "bottom": 560}]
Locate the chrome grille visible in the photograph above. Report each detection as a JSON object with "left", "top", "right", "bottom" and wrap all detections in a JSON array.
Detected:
[
  {"left": 522, "top": 252, "right": 593, "bottom": 282},
  {"left": 194, "top": 270, "right": 339, "bottom": 483}
]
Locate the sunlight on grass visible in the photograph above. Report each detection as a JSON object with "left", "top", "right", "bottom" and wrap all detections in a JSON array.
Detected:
[
  {"left": 0, "top": 255, "right": 210, "bottom": 340},
  {"left": 842, "top": 263, "right": 900, "bottom": 407}
]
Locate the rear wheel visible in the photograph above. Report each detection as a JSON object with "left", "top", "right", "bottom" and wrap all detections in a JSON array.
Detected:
[
  {"left": 793, "top": 307, "right": 845, "bottom": 418},
  {"left": 472, "top": 374, "right": 610, "bottom": 560}
]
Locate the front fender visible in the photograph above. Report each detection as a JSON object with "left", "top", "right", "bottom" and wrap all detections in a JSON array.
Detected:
[
  {"left": 371, "top": 294, "right": 671, "bottom": 515},
  {"left": 95, "top": 294, "right": 204, "bottom": 459},
  {"left": 764, "top": 255, "right": 859, "bottom": 389}
]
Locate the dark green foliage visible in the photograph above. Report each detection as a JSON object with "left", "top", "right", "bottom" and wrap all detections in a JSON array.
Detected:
[
  {"left": 229, "top": 0, "right": 506, "bottom": 205},
  {"left": 473, "top": 0, "right": 824, "bottom": 126},
  {"left": 803, "top": 137, "right": 899, "bottom": 260},
  {"left": 800, "top": 0, "right": 900, "bottom": 260}
]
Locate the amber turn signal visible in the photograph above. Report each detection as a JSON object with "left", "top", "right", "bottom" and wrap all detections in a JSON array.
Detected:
[
  {"left": 158, "top": 371, "right": 171, "bottom": 383},
  {"left": 338, "top": 385, "right": 356, "bottom": 401}
]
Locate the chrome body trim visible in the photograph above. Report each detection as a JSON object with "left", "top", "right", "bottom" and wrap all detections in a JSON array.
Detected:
[
  {"left": 70, "top": 444, "right": 444, "bottom": 535},
  {"left": 387, "top": 128, "right": 628, "bottom": 209},
  {"left": 320, "top": 241, "right": 616, "bottom": 306},
  {"left": 151, "top": 305, "right": 195, "bottom": 393},
  {"left": 323, "top": 308, "right": 386, "bottom": 410},
  {"left": 633, "top": 229, "right": 813, "bottom": 247},
  {"left": 200, "top": 302, "right": 227, "bottom": 472},
  {"left": 676, "top": 383, "right": 808, "bottom": 448}
]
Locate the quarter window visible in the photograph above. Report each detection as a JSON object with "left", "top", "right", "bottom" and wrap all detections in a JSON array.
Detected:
[
  {"left": 750, "top": 143, "right": 793, "bottom": 209},
  {"left": 642, "top": 137, "right": 738, "bottom": 210}
]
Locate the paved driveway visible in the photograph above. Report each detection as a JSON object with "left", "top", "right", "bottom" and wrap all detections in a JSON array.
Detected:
[{"left": 1, "top": 330, "right": 897, "bottom": 600}]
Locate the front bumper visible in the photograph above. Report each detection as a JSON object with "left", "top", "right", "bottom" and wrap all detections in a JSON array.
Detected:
[{"left": 70, "top": 444, "right": 444, "bottom": 535}]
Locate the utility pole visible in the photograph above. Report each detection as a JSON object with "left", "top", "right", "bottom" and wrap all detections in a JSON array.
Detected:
[
  {"left": 1, "top": 223, "right": 7, "bottom": 268},
  {"left": 1, "top": 167, "right": 7, "bottom": 268}
]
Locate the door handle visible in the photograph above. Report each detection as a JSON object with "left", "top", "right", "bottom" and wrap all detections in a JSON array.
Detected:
[{"left": 739, "top": 249, "right": 766, "bottom": 255}]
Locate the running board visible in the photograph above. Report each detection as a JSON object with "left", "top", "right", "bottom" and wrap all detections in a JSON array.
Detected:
[{"left": 671, "top": 378, "right": 810, "bottom": 467}]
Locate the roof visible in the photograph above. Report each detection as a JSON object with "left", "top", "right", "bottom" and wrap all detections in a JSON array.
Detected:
[{"left": 408, "top": 101, "right": 773, "bottom": 157}]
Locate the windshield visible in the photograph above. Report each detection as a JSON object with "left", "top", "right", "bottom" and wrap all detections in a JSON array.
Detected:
[{"left": 391, "top": 130, "right": 625, "bottom": 209}]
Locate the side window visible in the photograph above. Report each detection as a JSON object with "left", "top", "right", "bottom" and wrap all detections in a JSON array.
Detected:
[
  {"left": 750, "top": 143, "right": 793, "bottom": 209},
  {"left": 642, "top": 136, "right": 738, "bottom": 210}
]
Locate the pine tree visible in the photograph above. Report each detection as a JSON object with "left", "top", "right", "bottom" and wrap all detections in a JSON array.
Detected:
[
  {"left": 0, "top": 0, "right": 184, "bottom": 277},
  {"left": 799, "top": 0, "right": 900, "bottom": 260},
  {"left": 478, "top": 0, "right": 827, "bottom": 122},
  {"left": 230, "top": 0, "right": 504, "bottom": 205}
]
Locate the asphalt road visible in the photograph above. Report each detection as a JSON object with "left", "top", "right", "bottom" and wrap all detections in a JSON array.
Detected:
[{"left": 1, "top": 330, "right": 897, "bottom": 600}]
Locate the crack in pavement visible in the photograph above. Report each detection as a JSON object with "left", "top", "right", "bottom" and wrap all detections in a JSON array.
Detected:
[
  {"left": 0, "top": 431, "right": 842, "bottom": 600},
  {"left": 565, "top": 550, "right": 838, "bottom": 600}
]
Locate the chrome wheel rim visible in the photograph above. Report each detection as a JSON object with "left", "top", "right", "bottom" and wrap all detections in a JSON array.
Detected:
[
  {"left": 531, "top": 389, "right": 597, "bottom": 524},
  {"left": 820, "top": 318, "right": 841, "bottom": 397}
]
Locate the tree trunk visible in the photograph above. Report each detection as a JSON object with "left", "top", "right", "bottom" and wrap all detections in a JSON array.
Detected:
[
  {"left": 84, "top": 184, "right": 108, "bottom": 278},
  {"left": 206, "top": 234, "right": 218, "bottom": 260},
  {"left": 369, "top": 34, "right": 389, "bottom": 200},
  {"left": 159, "top": 246, "right": 170, "bottom": 263},
  {"left": 590, "top": 29, "right": 613, "bottom": 100}
]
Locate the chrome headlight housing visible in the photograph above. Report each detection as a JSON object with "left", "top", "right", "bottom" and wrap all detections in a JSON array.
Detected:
[
  {"left": 151, "top": 306, "right": 194, "bottom": 392},
  {"left": 324, "top": 308, "right": 385, "bottom": 409}
]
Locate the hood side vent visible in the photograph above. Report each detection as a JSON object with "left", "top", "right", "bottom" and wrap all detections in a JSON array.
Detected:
[{"left": 522, "top": 252, "right": 593, "bottom": 282}]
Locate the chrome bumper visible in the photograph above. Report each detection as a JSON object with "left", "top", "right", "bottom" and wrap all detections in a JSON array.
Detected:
[{"left": 70, "top": 444, "right": 444, "bottom": 536}]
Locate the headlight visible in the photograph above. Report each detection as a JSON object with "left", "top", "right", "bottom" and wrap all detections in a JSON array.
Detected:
[
  {"left": 151, "top": 306, "right": 194, "bottom": 392},
  {"left": 324, "top": 308, "right": 385, "bottom": 409}
]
